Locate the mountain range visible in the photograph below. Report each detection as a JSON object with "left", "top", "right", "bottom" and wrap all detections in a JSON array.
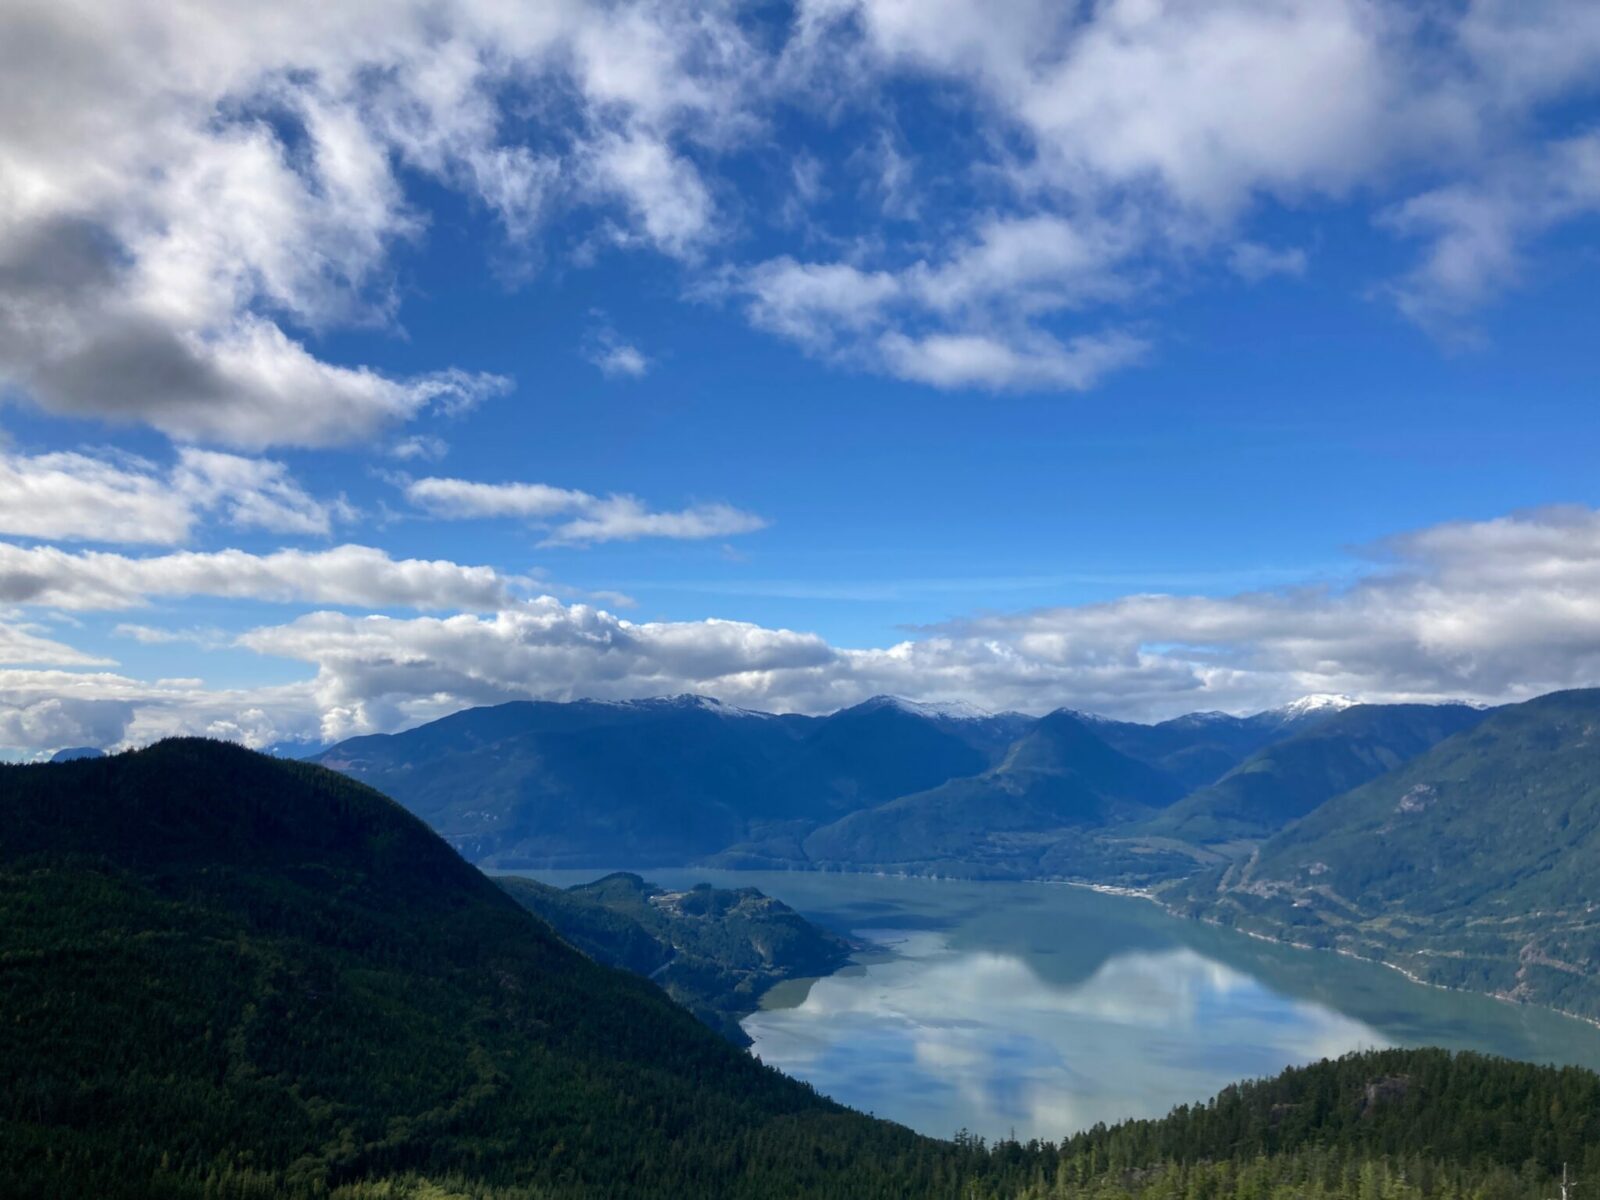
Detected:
[
  {"left": 304, "top": 686, "right": 1600, "bottom": 1021},
  {"left": 310, "top": 691, "right": 1475, "bottom": 883},
  {"left": 7, "top": 733, "right": 1600, "bottom": 1196}
]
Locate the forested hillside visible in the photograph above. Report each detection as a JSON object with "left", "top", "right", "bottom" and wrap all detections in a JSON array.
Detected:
[
  {"left": 0, "top": 741, "right": 995, "bottom": 1198},
  {"left": 1, "top": 742, "right": 1595, "bottom": 1200},
  {"left": 1169, "top": 689, "right": 1600, "bottom": 1019},
  {"left": 1144, "top": 703, "right": 1490, "bottom": 843},
  {"left": 800, "top": 710, "right": 1193, "bottom": 881},
  {"left": 498, "top": 872, "right": 854, "bottom": 1043},
  {"left": 1014, "top": 1047, "right": 1600, "bottom": 1200}
]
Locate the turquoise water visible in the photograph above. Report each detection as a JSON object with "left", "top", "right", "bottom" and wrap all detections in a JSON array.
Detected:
[{"left": 520, "top": 869, "right": 1600, "bottom": 1142}]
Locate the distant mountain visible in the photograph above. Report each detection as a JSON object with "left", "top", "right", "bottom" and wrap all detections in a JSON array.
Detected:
[
  {"left": 799, "top": 710, "right": 1193, "bottom": 881},
  {"left": 1027, "top": 695, "right": 1361, "bottom": 793},
  {"left": 1143, "top": 702, "right": 1492, "bottom": 843},
  {"left": 312, "top": 694, "right": 1033, "bottom": 868},
  {"left": 1169, "top": 689, "right": 1600, "bottom": 1019},
  {"left": 498, "top": 872, "right": 853, "bottom": 1044},
  {"left": 310, "top": 692, "right": 1420, "bottom": 877},
  {"left": 0, "top": 739, "right": 987, "bottom": 1198},
  {"left": 47, "top": 745, "right": 104, "bottom": 762},
  {"left": 798, "top": 694, "right": 1025, "bottom": 807}
]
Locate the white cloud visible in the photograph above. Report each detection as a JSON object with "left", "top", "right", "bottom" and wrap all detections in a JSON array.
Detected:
[
  {"left": 587, "top": 131, "right": 717, "bottom": 258},
  {"left": 224, "top": 504, "right": 1600, "bottom": 741},
  {"left": 240, "top": 603, "right": 837, "bottom": 741},
  {"left": 387, "top": 435, "right": 449, "bottom": 462},
  {"left": 742, "top": 259, "right": 904, "bottom": 344},
  {"left": 876, "top": 329, "right": 1147, "bottom": 391},
  {"left": 0, "top": 542, "right": 519, "bottom": 611},
  {"left": 583, "top": 321, "right": 652, "bottom": 379},
  {"left": 1380, "top": 133, "right": 1600, "bottom": 334},
  {"left": 0, "top": 696, "right": 134, "bottom": 754},
  {"left": 0, "top": 450, "right": 195, "bottom": 544},
  {"left": 0, "top": 0, "right": 757, "bottom": 445},
  {"left": 2, "top": 0, "right": 1596, "bottom": 434},
  {"left": 0, "top": 619, "right": 111, "bottom": 666},
  {"left": 0, "top": 667, "right": 324, "bottom": 755},
  {"left": 406, "top": 478, "right": 591, "bottom": 520},
  {"left": 405, "top": 476, "right": 768, "bottom": 545},
  {"left": 0, "top": 446, "right": 349, "bottom": 544},
  {"left": 172, "top": 448, "right": 351, "bottom": 536},
  {"left": 776, "top": 0, "right": 1600, "bottom": 354},
  {"left": 738, "top": 216, "right": 1143, "bottom": 389},
  {"left": 1228, "top": 242, "right": 1309, "bottom": 282},
  {"left": 548, "top": 497, "right": 767, "bottom": 546},
  {"left": 17, "top": 504, "right": 1600, "bottom": 751}
]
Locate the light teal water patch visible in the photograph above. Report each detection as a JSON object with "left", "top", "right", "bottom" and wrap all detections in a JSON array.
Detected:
[{"left": 517, "top": 869, "right": 1600, "bottom": 1141}]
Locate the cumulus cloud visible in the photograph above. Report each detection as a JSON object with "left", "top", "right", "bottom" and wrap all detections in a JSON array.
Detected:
[
  {"left": 737, "top": 215, "right": 1144, "bottom": 389},
  {"left": 0, "top": 667, "right": 324, "bottom": 755},
  {"left": 240, "top": 603, "right": 837, "bottom": 741},
  {"left": 0, "top": 542, "right": 519, "bottom": 611},
  {"left": 0, "top": 446, "right": 349, "bottom": 544},
  {"left": 0, "top": 449, "right": 195, "bottom": 544},
  {"left": 0, "top": 619, "right": 112, "bottom": 666},
  {"left": 1380, "top": 133, "right": 1600, "bottom": 334},
  {"left": 0, "top": 0, "right": 755, "bottom": 445},
  {"left": 405, "top": 476, "right": 768, "bottom": 545},
  {"left": 388, "top": 435, "right": 450, "bottom": 462},
  {"left": 0, "top": 696, "right": 135, "bottom": 754},
  {"left": 18, "top": 504, "right": 1600, "bottom": 751},
  {"left": 2, "top": 0, "right": 1596, "bottom": 432},
  {"left": 218, "top": 504, "right": 1600, "bottom": 741},
  {"left": 584, "top": 325, "right": 652, "bottom": 379},
  {"left": 771, "top": 0, "right": 1600, "bottom": 362}
]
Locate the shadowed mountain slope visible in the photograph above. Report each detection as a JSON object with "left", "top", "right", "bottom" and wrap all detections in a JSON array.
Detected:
[
  {"left": 800, "top": 710, "right": 1190, "bottom": 879},
  {"left": 0, "top": 739, "right": 1001, "bottom": 1199}
]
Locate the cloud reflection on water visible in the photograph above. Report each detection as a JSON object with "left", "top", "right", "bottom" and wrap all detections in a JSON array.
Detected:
[{"left": 744, "top": 930, "right": 1388, "bottom": 1142}]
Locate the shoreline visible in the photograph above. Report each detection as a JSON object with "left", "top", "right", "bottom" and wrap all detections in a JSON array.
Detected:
[
  {"left": 1169, "top": 907, "right": 1600, "bottom": 1034},
  {"left": 505, "top": 860, "right": 1600, "bottom": 1035}
]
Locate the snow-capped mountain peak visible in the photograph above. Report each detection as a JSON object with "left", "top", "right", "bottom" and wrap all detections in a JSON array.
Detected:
[
  {"left": 1275, "top": 694, "right": 1359, "bottom": 718},
  {"left": 854, "top": 695, "right": 994, "bottom": 721},
  {"left": 601, "top": 694, "right": 774, "bottom": 719}
]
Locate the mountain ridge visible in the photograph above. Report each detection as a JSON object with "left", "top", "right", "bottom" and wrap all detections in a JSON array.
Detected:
[{"left": 1168, "top": 688, "right": 1600, "bottom": 1020}]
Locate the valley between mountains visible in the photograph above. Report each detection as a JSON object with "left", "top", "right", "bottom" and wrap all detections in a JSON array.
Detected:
[{"left": 313, "top": 688, "right": 1600, "bottom": 1022}]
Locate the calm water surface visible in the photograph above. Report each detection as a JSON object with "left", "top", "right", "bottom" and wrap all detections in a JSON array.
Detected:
[{"left": 521, "top": 869, "right": 1600, "bottom": 1142}]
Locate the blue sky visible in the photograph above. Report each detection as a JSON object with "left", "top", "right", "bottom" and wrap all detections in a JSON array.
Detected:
[{"left": 2, "top": 0, "right": 1600, "bottom": 753}]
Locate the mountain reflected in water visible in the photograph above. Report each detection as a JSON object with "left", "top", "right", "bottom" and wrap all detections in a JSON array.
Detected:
[
  {"left": 745, "top": 931, "right": 1385, "bottom": 1140},
  {"left": 524, "top": 868, "right": 1600, "bottom": 1144}
]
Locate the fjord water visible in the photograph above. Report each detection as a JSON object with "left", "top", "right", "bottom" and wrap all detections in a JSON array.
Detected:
[{"left": 522, "top": 869, "right": 1600, "bottom": 1142}]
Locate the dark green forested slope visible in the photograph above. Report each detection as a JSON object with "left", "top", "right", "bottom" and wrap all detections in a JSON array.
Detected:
[
  {"left": 497, "top": 872, "right": 853, "bottom": 1044},
  {"left": 1016, "top": 1047, "right": 1600, "bottom": 1200},
  {"left": 1168, "top": 690, "right": 1600, "bottom": 1018},
  {"left": 0, "top": 740, "right": 1000, "bottom": 1199},
  {"left": 8, "top": 739, "right": 1600, "bottom": 1200},
  {"left": 1143, "top": 704, "right": 1491, "bottom": 844}
]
